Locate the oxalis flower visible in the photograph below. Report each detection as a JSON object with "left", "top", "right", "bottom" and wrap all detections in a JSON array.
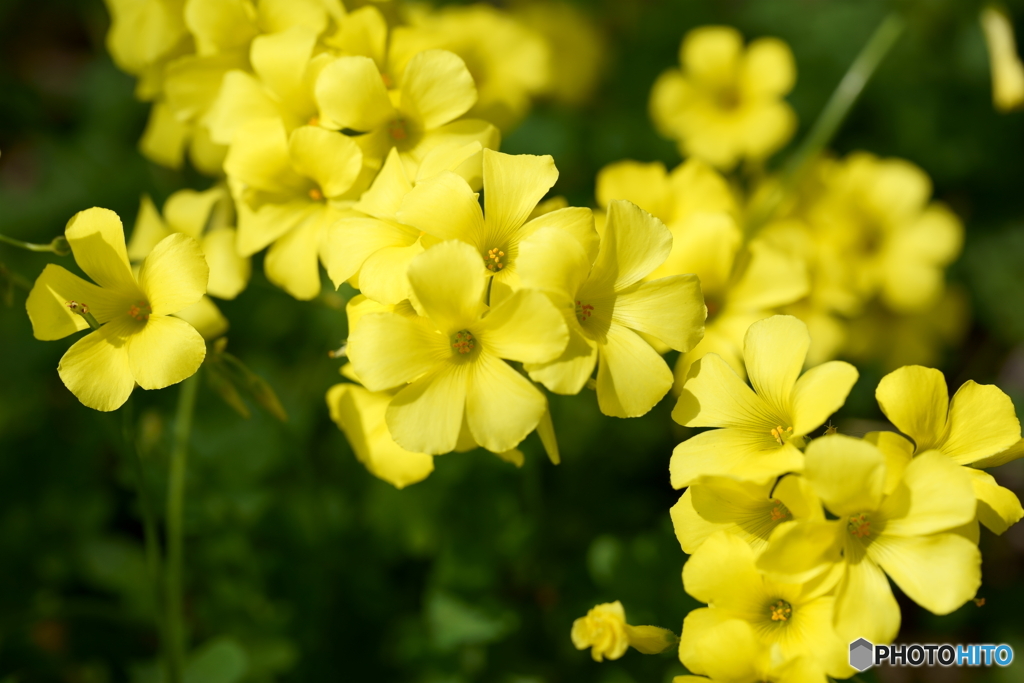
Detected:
[
  {"left": 670, "top": 315, "right": 857, "bottom": 487},
  {"left": 346, "top": 240, "right": 568, "bottom": 455},
  {"left": 571, "top": 601, "right": 676, "bottom": 662},
  {"left": 26, "top": 208, "right": 208, "bottom": 412}
]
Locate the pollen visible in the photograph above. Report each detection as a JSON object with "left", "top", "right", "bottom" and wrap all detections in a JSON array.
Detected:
[
  {"left": 66, "top": 300, "right": 90, "bottom": 316},
  {"left": 128, "top": 300, "right": 152, "bottom": 322},
  {"left": 387, "top": 118, "right": 408, "bottom": 140},
  {"left": 309, "top": 187, "right": 324, "bottom": 201},
  {"left": 770, "top": 499, "right": 790, "bottom": 521},
  {"left": 575, "top": 300, "right": 594, "bottom": 323},
  {"left": 308, "top": 115, "right": 320, "bottom": 127},
  {"left": 769, "top": 599, "right": 792, "bottom": 622},
  {"left": 847, "top": 513, "right": 871, "bottom": 539},
  {"left": 485, "top": 247, "right": 505, "bottom": 272},
  {"left": 452, "top": 329, "right": 475, "bottom": 355},
  {"left": 770, "top": 425, "right": 793, "bottom": 445},
  {"left": 381, "top": 73, "right": 394, "bottom": 89}
]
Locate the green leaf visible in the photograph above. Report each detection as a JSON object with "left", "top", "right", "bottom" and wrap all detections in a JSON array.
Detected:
[{"left": 184, "top": 637, "right": 248, "bottom": 683}]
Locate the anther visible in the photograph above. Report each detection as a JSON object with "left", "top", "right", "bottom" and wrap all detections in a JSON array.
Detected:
[
  {"left": 770, "top": 425, "right": 793, "bottom": 445},
  {"left": 769, "top": 599, "right": 792, "bottom": 622},
  {"left": 770, "top": 499, "right": 790, "bottom": 522},
  {"left": 308, "top": 115, "right": 320, "bottom": 127},
  {"left": 575, "top": 300, "right": 594, "bottom": 323},
  {"left": 847, "top": 513, "right": 871, "bottom": 539},
  {"left": 67, "top": 300, "right": 101, "bottom": 330},
  {"left": 128, "top": 300, "right": 152, "bottom": 322},
  {"left": 452, "top": 330, "right": 475, "bottom": 355},
  {"left": 485, "top": 247, "right": 505, "bottom": 272},
  {"left": 388, "top": 118, "right": 408, "bottom": 140},
  {"left": 309, "top": 187, "right": 324, "bottom": 201}
]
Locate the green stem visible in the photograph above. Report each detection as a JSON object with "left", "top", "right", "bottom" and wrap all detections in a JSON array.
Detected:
[
  {"left": 166, "top": 372, "right": 201, "bottom": 683},
  {"left": 0, "top": 263, "right": 33, "bottom": 290},
  {"left": 122, "top": 400, "right": 169, "bottom": 670},
  {"left": 0, "top": 233, "right": 70, "bottom": 255},
  {"left": 747, "top": 12, "right": 906, "bottom": 234}
]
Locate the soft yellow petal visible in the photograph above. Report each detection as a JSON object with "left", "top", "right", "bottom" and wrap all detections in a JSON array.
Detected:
[
  {"left": 234, "top": 197, "right": 311, "bottom": 256},
  {"left": 524, "top": 318, "right": 598, "bottom": 396},
  {"left": 517, "top": 226, "right": 591, "bottom": 302},
  {"left": 326, "top": 383, "right": 434, "bottom": 489},
  {"left": 224, "top": 119, "right": 306, "bottom": 195},
  {"left": 623, "top": 624, "right": 677, "bottom": 655},
  {"left": 875, "top": 365, "right": 950, "bottom": 452},
  {"left": 264, "top": 215, "right": 324, "bottom": 301},
  {"left": 250, "top": 25, "right": 317, "bottom": 104},
  {"left": 163, "top": 187, "right": 224, "bottom": 240},
  {"left": 981, "top": 6, "right": 1024, "bottom": 112},
  {"left": 803, "top": 434, "right": 885, "bottom": 517},
  {"left": 742, "top": 101, "right": 797, "bottom": 160},
  {"left": 387, "top": 362, "right": 469, "bottom": 455},
  {"left": 173, "top": 296, "right": 228, "bottom": 341},
  {"left": 833, "top": 542, "right": 900, "bottom": 644},
  {"left": 399, "top": 49, "right": 477, "bottom": 130},
  {"left": 289, "top": 126, "right": 363, "bottom": 198},
  {"left": 869, "top": 532, "right": 980, "bottom": 615},
  {"left": 678, "top": 477, "right": 793, "bottom": 554},
  {"left": 649, "top": 211, "right": 740, "bottom": 288},
  {"left": 415, "top": 140, "right": 485, "bottom": 188},
  {"left": 673, "top": 353, "right": 777, "bottom": 429},
  {"left": 968, "top": 468, "right": 1024, "bottom": 534},
  {"left": 594, "top": 160, "right": 671, "bottom": 219},
  {"left": 329, "top": 5, "right": 387, "bottom": 63},
  {"left": 183, "top": 0, "right": 257, "bottom": 56},
  {"left": 682, "top": 531, "right": 762, "bottom": 605},
  {"left": 358, "top": 242, "right": 424, "bottom": 305},
  {"left": 519, "top": 206, "right": 598, "bottom": 264},
  {"left": 126, "top": 315, "right": 206, "bottom": 390},
  {"left": 741, "top": 37, "right": 795, "bottom": 96},
  {"left": 348, "top": 312, "right": 447, "bottom": 391},
  {"left": 596, "top": 323, "right": 673, "bottom": 418},
  {"left": 670, "top": 490, "right": 718, "bottom": 554},
  {"left": 127, "top": 194, "right": 172, "bottom": 261},
  {"left": 481, "top": 150, "right": 558, "bottom": 246},
  {"left": 353, "top": 148, "right": 413, "bottom": 219},
  {"left": 201, "top": 227, "right": 250, "bottom": 300},
  {"left": 57, "top": 318, "right": 136, "bottom": 412},
  {"left": 879, "top": 450, "right": 977, "bottom": 536},
  {"left": 397, "top": 171, "right": 485, "bottom": 245},
  {"left": 757, "top": 520, "right": 843, "bottom": 585},
  {"left": 942, "top": 380, "right": 1021, "bottom": 465},
  {"left": 473, "top": 289, "right": 567, "bottom": 363},
  {"left": 465, "top": 352, "right": 546, "bottom": 453},
  {"left": 743, "top": 315, "right": 809, "bottom": 420},
  {"left": 681, "top": 25, "right": 743, "bottom": 86},
  {"left": 727, "top": 241, "right": 809, "bottom": 311},
  {"left": 26, "top": 264, "right": 126, "bottom": 340},
  {"left": 611, "top": 275, "right": 705, "bottom": 352},
  {"left": 139, "top": 101, "right": 188, "bottom": 170},
  {"left": 865, "top": 431, "right": 914, "bottom": 495},
  {"left": 587, "top": 200, "right": 671, "bottom": 293},
  {"left": 315, "top": 55, "right": 395, "bottom": 132},
  {"left": 138, "top": 233, "right": 209, "bottom": 316},
  {"left": 972, "top": 437, "right": 1024, "bottom": 468},
  {"left": 326, "top": 216, "right": 416, "bottom": 287},
  {"left": 204, "top": 70, "right": 278, "bottom": 146},
  {"left": 407, "top": 240, "right": 487, "bottom": 333},
  {"left": 65, "top": 207, "right": 137, "bottom": 294},
  {"left": 790, "top": 361, "right": 858, "bottom": 437},
  {"left": 670, "top": 428, "right": 804, "bottom": 488}
]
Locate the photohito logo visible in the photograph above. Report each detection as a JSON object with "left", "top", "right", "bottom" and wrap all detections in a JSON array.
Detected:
[{"left": 849, "top": 639, "right": 1015, "bottom": 671}]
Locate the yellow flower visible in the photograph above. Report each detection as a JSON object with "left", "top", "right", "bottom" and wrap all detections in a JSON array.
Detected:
[
  {"left": 671, "top": 315, "right": 857, "bottom": 487},
  {"left": 670, "top": 474, "right": 821, "bottom": 555},
  {"left": 315, "top": 47, "right": 499, "bottom": 174},
  {"left": 26, "top": 208, "right": 208, "bottom": 411},
  {"left": 103, "top": 0, "right": 187, "bottom": 90},
  {"left": 346, "top": 240, "right": 568, "bottom": 455},
  {"left": 981, "top": 6, "right": 1024, "bottom": 112},
  {"left": 680, "top": 532, "right": 850, "bottom": 681},
  {"left": 225, "top": 121, "right": 362, "bottom": 300},
  {"left": 571, "top": 601, "right": 676, "bottom": 662},
  {"left": 875, "top": 365, "right": 1023, "bottom": 533},
  {"left": 674, "top": 619, "right": 822, "bottom": 683},
  {"left": 650, "top": 26, "right": 796, "bottom": 169},
  {"left": 397, "top": 149, "right": 597, "bottom": 300},
  {"left": 758, "top": 434, "right": 981, "bottom": 644},
  {"left": 391, "top": 3, "right": 551, "bottom": 130},
  {"left": 519, "top": 201, "right": 706, "bottom": 417}
]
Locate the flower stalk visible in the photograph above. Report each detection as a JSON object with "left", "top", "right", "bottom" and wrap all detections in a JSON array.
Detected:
[{"left": 0, "top": 232, "right": 70, "bottom": 255}]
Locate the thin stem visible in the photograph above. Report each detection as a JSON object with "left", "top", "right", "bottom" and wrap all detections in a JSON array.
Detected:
[
  {"left": 747, "top": 12, "right": 906, "bottom": 234},
  {"left": 0, "top": 263, "right": 33, "bottom": 290},
  {"left": 122, "top": 399, "right": 169, "bottom": 672},
  {"left": 0, "top": 233, "right": 70, "bottom": 255},
  {"left": 166, "top": 372, "right": 201, "bottom": 683}
]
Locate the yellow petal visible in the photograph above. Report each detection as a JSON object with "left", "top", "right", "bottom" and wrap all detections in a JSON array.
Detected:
[
  {"left": 397, "top": 171, "right": 485, "bottom": 244},
  {"left": 257, "top": 0, "right": 337, "bottom": 34},
  {"left": 163, "top": 187, "right": 224, "bottom": 240},
  {"left": 465, "top": 352, "right": 546, "bottom": 453},
  {"left": 127, "top": 194, "right": 172, "bottom": 261},
  {"left": 673, "top": 353, "right": 776, "bottom": 429},
  {"left": 864, "top": 431, "right": 914, "bottom": 495},
  {"left": 204, "top": 70, "right": 278, "bottom": 146},
  {"left": 386, "top": 362, "right": 469, "bottom": 455},
  {"left": 875, "top": 365, "right": 949, "bottom": 452},
  {"left": 138, "top": 233, "right": 209, "bottom": 315},
  {"left": 741, "top": 37, "right": 795, "bottom": 96},
  {"left": 670, "top": 489, "right": 718, "bottom": 554},
  {"left": 683, "top": 531, "right": 762, "bottom": 605},
  {"left": 970, "top": 437, "right": 1024, "bottom": 469},
  {"left": 670, "top": 428, "right": 804, "bottom": 488},
  {"left": 474, "top": 289, "right": 567, "bottom": 363},
  {"left": 482, "top": 150, "right": 558, "bottom": 245},
  {"left": 415, "top": 140, "right": 485, "bottom": 188},
  {"left": 26, "top": 264, "right": 126, "bottom": 340},
  {"left": 224, "top": 119, "right": 306, "bottom": 195},
  {"left": 251, "top": 25, "right": 317, "bottom": 104},
  {"left": 624, "top": 624, "right": 677, "bottom": 655},
  {"left": 354, "top": 148, "right": 413, "bottom": 220},
  {"left": 65, "top": 207, "right": 137, "bottom": 294},
  {"left": 125, "top": 315, "right": 206, "bottom": 390},
  {"left": 517, "top": 226, "right": 591, "bottom": 302},
  {"left": 727, "top": 241, "right": 809, "bottom": 311},
  {"left": 315, "top": 55, "right": 395, "bottom": 132},
  {"left": 833, "top": 542, "right": 900, "bottom": 644},
  {"left": 612, "top": 275, "right": 705, "bottom": 352},
  {"left": 594, "top": 160, "right": 671, "bottom": 219},
  {"left": 869, "top": 532, "right": 980, "bottom": 615},
  {"left": 263, "top": 213, "right": 324, "bottom": 301},
  {"left": 326, "top": 383, "right": 434, "bottom": 489},
  {"left": 201, "top": 227, "right": 250, "bottom": 300},
  {"left": 803, "top": 434, "right": 885, "bottom": 517},
  {"left": 743, "top": 315, "right": 809, "bottom": 420},
  {"left": 519, "top": 206, "right": 598, "bottom": 264},
  {"left": 139, "top": 101, "right": 188, "bottom": 170},
  {"left": 879, "top": 450, "right": 977, "bottom": 536},
  {"left": 682, "top": 613, "right": 762, "bottom": 682},
  {"left": 596, "top": 323, "right": 673, "bottom": 418},
  {"left": 411, "top": 119, "right": 500, "bottom": 172},
  {"left": 399, "top": 49, "right": 477, "bottom": 129},
  {"left": 329, "top": 5, "right": 387, "bottom": 64},
  {"left": 524, "top": 317, "right": 599, "bottom": 396},
  {"left": 790, "top": 361, "right": 858, "bottom": 437},
  {"left": 943, "top": 380, "right": 1021, "bottom": 465},
  {"left": 183, "top": 0, "right": 257, "bottom": 56},
  {"left": 57, "top": 318, "right": 137, "bottom": 412},
  {"left": 234, "top": 197, "right": 312, "bottom": 257},
  {"left": 681, "top": 26, "right": 743, "bottom": 86},
  {"left": 289, "top": 126, "right": 363, "bottom": 198},
  {"left": 587, "top": 200, "right": 671, "bottom": 293},
  {"left": 347, "top": 312, "right": 447, "bottom": 391},
  {"left": 406, "top": 240, "right": 486, "bottom": 333},
  {"left": 757, "top": 520, "right": 843, "bottom": 585},
  {"left": 173, "top": 296, "right": 228, "bottom": 341},
  {"left": 649, "top": 211, "right": 740, "bottom": 289},
  {"left": 967, "top": 468, "right": 1024, "bottom": 534},
  {"left": 358, "top": 242, "right": 424, "bottom": 305},
  {"left": 741, "top": 100, "right": 797, "bottom": 160},
  {"left": 981, "top": 6, "right": 1024, "bottom": 112},
  {"left": 678, "top": 477, "right": 790, "bottom": 554}
]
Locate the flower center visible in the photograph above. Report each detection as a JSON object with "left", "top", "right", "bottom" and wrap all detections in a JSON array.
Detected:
[
  {"left": 769, "top": 499, "right": 790, "bottom": 522},
  {"left": 388, "top": 118, "right": 408, "bottom": 140},
  {"left": 309, "top": 187, "right": 324, "bottom": 201},
  {"left": 769, "top": 599, "right": 793, "bottom": 622},
  {"left": 715, "top": 86, "right": 741, "bottom": 110},
  {"left": 847, "top": 513, "right": 871, "bottom": 539},
  {"left": 381, "top": 72, "right": 394, "bottom": 89},
  {"left": 307, "top": 115, "right": 320, "bottom": 127},
  {"left": 128, "top": 300, "right": 152, "bottom": 322},
  {"left": 770, "top": 425, "right": 793, "bottom": 445},
  {"left": 485, "top": 247, "right": 505, "bottom": 272},
  {"left": 451, "top": 329, "right": 475, "bottom": 355},
  {"left": 575, "top": 300, "right": 594, "bottom": 324}
]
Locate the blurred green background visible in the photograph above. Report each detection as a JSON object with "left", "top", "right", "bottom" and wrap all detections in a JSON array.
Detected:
[{"left": 2, "top": 0, "right": 1024, "bottom": 681}]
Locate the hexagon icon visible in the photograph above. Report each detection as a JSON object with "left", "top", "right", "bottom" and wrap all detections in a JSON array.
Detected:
[{"left": 849, "top": 638, "right": 874, "bottom": 671}]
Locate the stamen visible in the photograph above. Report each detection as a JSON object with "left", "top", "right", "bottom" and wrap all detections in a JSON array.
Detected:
[
  {"left": 308, "top": 115, "right": 320, "bottom": 127},
  {"left": 770, "top": 499, "right": 790, "bottom": 521},
  {"left": 66, "top": 300, "right": 101, "bottom": 330},
  {"left": 847, "top": 513, "right": 871, "bottom": 539},
  {"left": 769, "top": 599, "right": 792, "bottom": 622},
  {"left": 770, "top": 425, "right": 793, "bottom": 445},
  {"left": 309, "top": 187, "right": 324, "bottom": 201},
  {"left": 381, "top": 73, "right": 394, "bottom": 89},
  {"left": 128, "top": 300, "right": 152, "bottom": 322},
  {"left": 575, "top": 300, "right": 594, "bottom": 323},
  {"left": 452, "top": 330, "right": 475, "bottom": 355},
  {"left": 485, "top": 247, "right": 505, "bottom": 272},
  {"left": 387, "top": 118, "right": 408, "bottom": 140},
  {"left": 824, "top": 421, "right": 838, "bottom": 435}
]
